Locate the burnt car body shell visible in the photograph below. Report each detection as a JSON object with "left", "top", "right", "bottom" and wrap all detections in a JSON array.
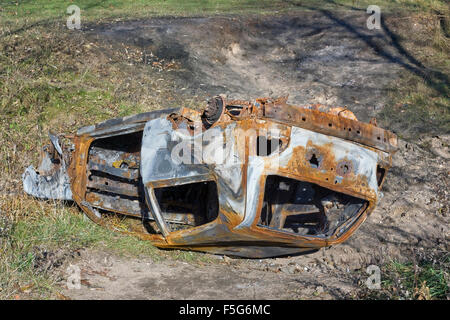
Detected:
[{"left": 23, "top": 98, "right": 397, "bottom": 258}]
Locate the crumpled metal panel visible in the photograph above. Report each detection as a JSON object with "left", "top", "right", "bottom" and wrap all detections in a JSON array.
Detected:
[
  {"left": 22, "top": 96, "right": 397, "bottom": 258},
  {"left": 22, "top": 133, "right": 72, "bottom": 200}
]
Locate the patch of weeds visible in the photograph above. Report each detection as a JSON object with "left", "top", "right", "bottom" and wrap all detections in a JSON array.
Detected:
[
  {"left": 100, "top": 232, "right": 161, "bottom": 261},
  {"left": 165, "top": 249, "right": 215, "bottom": 264},
  {"left": 94, "top": 215, "right": 213, "bottom": 264},
  {"left": 380, "top": 73, "right": 450, "bottom": 140},
  {"left": 117, "top": 103, "right": 148, "bottom": 118},
  {"left": 2, "top": 1, "right": 450, "bottom": 27},
  {"left": 356, "top": 252, "right": 449, "bottom": 300}
]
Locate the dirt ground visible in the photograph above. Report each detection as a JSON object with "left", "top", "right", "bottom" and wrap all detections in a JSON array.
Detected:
[
  {"left": 29, "top": 12, "right": 449, "bottom": 299},
  {"left": 85, "top": 13, "right": 404, "bottom": 122}
]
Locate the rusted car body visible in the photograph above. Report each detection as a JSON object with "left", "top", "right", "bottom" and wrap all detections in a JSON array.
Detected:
[{"left": 23, "top": 97, "right": 397, "bottom": 258}]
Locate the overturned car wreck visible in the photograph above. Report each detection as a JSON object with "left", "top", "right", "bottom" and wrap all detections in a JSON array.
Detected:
[{"left": 23, "top": 96, "right": 397, "bottom": 258}]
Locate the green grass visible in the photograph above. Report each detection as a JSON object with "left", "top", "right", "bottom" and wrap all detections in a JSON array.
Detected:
[
  {"left": 385, "top": 260, "right": 449, "bottom": 299},
  {"left": 357, "top": 255, "right": 449, "bottom": 300},
  {"left": 379, "top": 71, "right": 450, "bottom": 139},
  {"left": 1, "top": 0, "right": 448, "bottom": 26}
]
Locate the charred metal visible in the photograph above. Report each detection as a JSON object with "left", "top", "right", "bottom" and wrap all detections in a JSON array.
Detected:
[{"left": 22, "top": 96, "right": 397, "bottom": 258}]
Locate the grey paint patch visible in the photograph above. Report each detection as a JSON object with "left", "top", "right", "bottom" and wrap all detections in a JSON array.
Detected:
[{"left": 22, "top": 165, "right": 72, "bottom": 200}]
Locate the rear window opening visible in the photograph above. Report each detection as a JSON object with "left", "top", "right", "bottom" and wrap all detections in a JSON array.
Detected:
[
  {"left": 258, "top": 175, "right": 367, "bottom": 237},
  {"left": 154, "top": 181, "right": 219, "bottom": 231}
]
